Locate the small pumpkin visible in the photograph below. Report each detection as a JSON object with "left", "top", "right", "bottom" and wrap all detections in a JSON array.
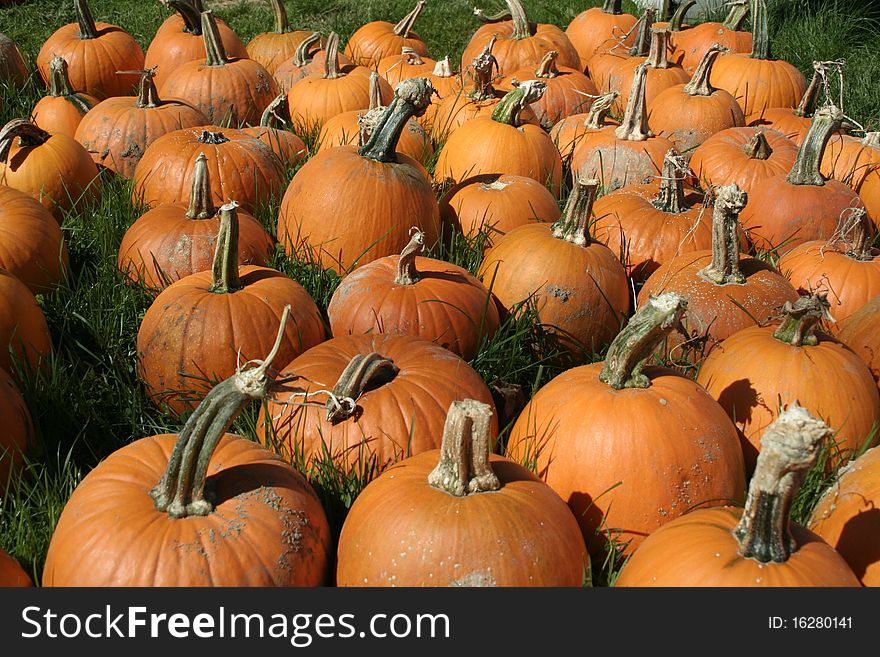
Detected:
[
  {"left": 272, "top": 32, "right": 347, "bottom": 92},
  {"left": 0, "top": 32, "right": 29, "bottom": 87},
  {"left": 344, "top": 0, "right": 429, "bottom": 69},
  {"left": 240, "top": 93, "right": 308, "bottom": 165},
  {"left": 549, "top": 91, "right": 619, "bottom": 163},
  {"left": 0, "top": 548, "right": 31, "bottom": 587},
  {"left": 417, "top": 56, "right": 465, "bottom": 133},
  {"left": 31, "top": 56, "right": 98, "bottom": 139},
  {"left": 0, "top": 269, "right": 52, "bottom": 376},
  {"left": 245, "top": 0, "right": 319, "bottom": 76},
  {"left": 377, "top": 47, "right": 436, "bottom": 87},
  {"left": 565, "top": 0, "right": 638, "bottom": 71},
  {"left": 668, "top": 0, "right": 752, "bottom": 75}
]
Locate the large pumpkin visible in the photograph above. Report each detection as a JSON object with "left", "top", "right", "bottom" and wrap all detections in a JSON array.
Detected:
[
  {"left": 669, "top": 0, "right": 752, "bottom": 75},
  {"left": 0, "top": 270, "right": 52, "bottom": 376},
  {"left": 31, "top": 56, "right": 98, "bottom": 139},
  {"left": 344, "top": 0, "right": 429, "bottom": 69},
  {"left": 565, "top": 0, "right": 638, "bottom": 70}
]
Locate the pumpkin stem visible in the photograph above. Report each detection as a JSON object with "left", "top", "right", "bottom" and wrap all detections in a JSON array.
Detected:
[
  {"left": 268, "top": 0, "right": 289, "bottom": 33},
  {"left": 474, "top": 0, "right": 534, "bottom": 40},
  {"left": 433, "top": 56, "right": 454, "bottom": 78},
  {"left": 323, "top": 32, "right": 343, "bottom": 79},
  {"left": 614, "top": 62, "right": 652, "bottom": 142},
  {"left": 46, "top": 56, "right": 95, "bottom": 114},
  {"left": 743, "top": 130, "right": 772, "bottom": 159},
  {"left": 629, "top": 9, "right": 655, "bottom": 57},
  {"left": 185, "top": 153, "right": 216, "bottom": 219},
  {"left": 359, "top": 78, "right": 435, "bottom": 163},
  {"left": 697, "top": 183, "right": 748, "bottom": 286},
  {"left": 162, "top": 0, "right": 203, "bottom": 35},
  {"left": 583, "top": 91, "right": 617, "bottom": 129},
  {"left": 259, "top": 92, "right": 290, "bottom": 129},
  {"left": 750, "top": 0, "right": 770, "bottom": 61},
  {"left": 358, "top": 74, "right": 385, "bottom": 145},
  {"left": 427, "top": 399, "right": 499, "bottom": 496},
  {"left": 201, "top": 11, "right": 231, "bottom": 66},
  {"left": 393, "top": 0, "right": 426, "bottom": 39},
  {"left": 599, "top": 293, "right": 688, "bottom": 390},
  {"left": 863, "top": 132, "right": 880, "bottom": 149},
  {"left": 292, "top": 32, "right": 322, "bottom": 67},
  {"left": 368, "top": 71, "right": 383, "bottom": 111},
  {"left": 786, "top": 105, "right": 843, "bottom": 186},
  {"left": 123, "top": 67, "right": 161, "bottom": 108},
  {"left": 772, "top": 293, "right": 833, "bottom": 346},
  {"left": 75, "top": 0, "right": 99, "bottom": 40},
  {"left": 601, "top": 0, "right": 623, "bottom": 15},
  {"left": 669, "top": 0, "right": 696, "bottom": 32},
  {"left": 468, "top": 35, "right": 499, "bottom": 102},
  {"left": 551, "top": 177, "right": 599, "bottom": 246},
  {"left": 491, "top": 80, "right": 546, "bottom": 126},
  {"left": 150, "top": 305, "right": 295, "bottom": 518},
  {"left": 394, "top": 227, "right": 425, "bottom": 285},
  {"left": 732, "top": 403, "right": 832, "bottom": 563},
  {"left": 0, "top": 119, "right": 50, "bottom": 162},
  {"left": 209, "top": 202, "right": 244, "bottom": 293},
  {"left": 198, "top": 130, "right": 231, "bottom": 145},
  {"left": 645, "top": 28, "right": 671, "bottom": 69},
  {"left": 683, "top": 44, "right": 725, "bottom": 97},
  {"left": 837, "top": 208, "right": 875, "bottom": 262},
  {"left": 401, "top": 46, "right": 425, "bottom": 66},
  {"left": 325, "top": 353, "right": 400, "bottom": 423},
  {"left": 722, "top": 0, "right": 750, "bottom": 31},
  {"left": 652, "top": 150, "right": 689, "bottom": 213},
  {"left": 534, "top": 50, "right": 560, "bottom": 78},
  {"left": 794, "top": 64, "right": 822, "bottom": 118}
]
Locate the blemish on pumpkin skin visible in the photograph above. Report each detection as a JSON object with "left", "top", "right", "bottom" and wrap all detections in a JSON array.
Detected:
[
  {"left": 449, "top": 571, "right": 497, "bottom": 587},
  {"left": 547, "top": 285, "right": 573, "bottom": 302}
]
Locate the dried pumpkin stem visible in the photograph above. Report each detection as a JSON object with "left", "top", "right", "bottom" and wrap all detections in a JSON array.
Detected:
[
  {"left": 395, "top": 228, "right": 425, "bottom": 285},
  {"left": 733, "top": 404, "right": 832, "bottom": 563},
  {"left": 551, "top": 177, "right": 599, "bottom": 246},
  {"left": 198, "top": 130, "right": 230, "bottom": 145},
  {"left": 323, "top": 32, "right": 342, "bottom": 79},
  {"left": 433, "top": 56, "right": 454, "bottom": 78},
  {"left": 162, "top": 0, "right": 203, "bottom": 35},
  {"left": 209, "top": 202, "right": 243, "bottom": 293},
  {"left": 474, "top": 0, "right": 533, "bottom": 40},
  {"left": 772, "top": 293, "right": 832, "bottom": 346},
  {"left": 325, "top": 353, "right": 400, "bottom": 423},
  {"left": 534, "top": 50, "right": 559, "bottom": 78},
  {"left": 599, "top": 293, "right": 688, "bottom": 389},
  {"left": 743, "top": 131, "right": 773, "bottom": 159},
  {"left": 698, "top": 183, "right": 748, "bottom": 285},
  {"left": 468, "top": 35, "right": 498, "bottom": 101},
  {"left": 669, "top": 0, "right": 696, "bottom": 31},
  {"left": 786, "top": 105, "right": 843, "bottom": 186},
  {"left": 394, "top": 0, "right": 426, "bottom": 39},
  {"left": 201, "top": 11, "right": 230, "bottom": 66},
  {"left": 722, "top": 0, "right": 750, "bottom": 30},
  {"left": 360, "top": 77, "right": 434, "bottom": 163},
  {"left": 601, "top": 0, "right": 623, "bottom": 14},
  {"left": 629, "top": 9, "right": 654, "bottom": 57},
  {"left": 652, "top": 151, "right": 689, "bottom": 213},
  {"left": 0, "top": 119, "right": 50, "bottom": 162},
  {"left": 614, "top": 62, "right": 652, "bottom": 141},
  {"left": 123, "top": 67, "right": 161, "bottom": 108},
  {"left": 427, "top": 399, "right": 499, "bottom": 496},
  {"left": 863, "top": 132, "right": 880, "bottom": 149},
  {"left": 750, "top": 0, "right": 770, "bottom": 61},
  {"left": 836, "top": 207, "right": 874, "bottom": 261},
  {"left": 491, "top": 80, "right": 546, "bottom": 126},
  {"left": 292, "top": 32, "right": 322, "bottom": 67},
  {"left": 150, "top": 305, "right": 294, "bottom": 518},
  {"left": 268, "top": 0, "right": 289, "bottom": 33},
  {"left": 259, "top": 93, "right": 290, "bottom": 128},
  {"left": 185, "top": 153, "right": 215, "bottom": 219},
  {"left": 645, "top": 28, "right": 671, "bottom": 69},
  {"left": 794, "top": 64, "right": 822, "bottom": 118},
  {"left": 47, "top": 57, "right": 95, "bottom": 114},
  {"left": 401, "top": 46, "right": 425, "bottom": 65},
  {"left": 683, "top": 44, "right": 725, "bottom": 97},
  {"left": 583, "top": 91, "right": 617, "bottom": 129},
  {"left": 75, "top": 0, "right": 99, "bottom": 40}
]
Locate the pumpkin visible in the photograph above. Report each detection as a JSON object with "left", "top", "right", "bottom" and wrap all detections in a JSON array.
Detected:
[
  {"left": 709, "top": 0, "right": 807, "bottom": 123},
  {"left": 506, "top": 292, "right": 746, "bottom": 553},
  {"left": 160, "top": 11, "right": 279, "bottom": 128},
  {"left": 131, "top": 126, "right": 285, "bottom": 214},
  {"left": 272, "top": 32, "right": 348, "bottom": 92},
  {"left": 417, "top": 56, "right": 465, "bottom": 133},
  {"left": 434, "top": 81, "right": 562, "bottom": 197},
  {"left": 461, "top": 0, "right": 580, "bottom": 75},
  {"left": 258, "top": 334, "right": 497, "bottom": 477},
  {"left": 0, "top": 32, "right": 29, "bottom": 87},
  {"left": 43, "top": 312, "right": 332, "bottom": 586},
  {"left": 592, "top": 150, "right": 713, "bottom": 282},
  {"left": 477, "top": 178, "right": 629, "bottom": 355},
  {"left": 647, "top": 44, "right": 745, "bottom": 157},
  {"left": 739, "top": 105, "right": 865, "bottom": 255},
  {"left": 74, "top": 67, "right": 208, "bottom": 179},
  {"left": 571, "top": 62, "right": 676, "bottom": 193},
  {"left": 565, "top": 0, "right": 638, "bottom": 71},
  {"left": 0, "top": 365, "right": 31, "bottom": 496},
  {"left": 344, "top": 0, "right": 429, "bottom": 69},
  {"left": 36, "top": 0, "right": 145, "bottom": 100},
  {"left": 809, "top": 444, "right": 880, "bottom": 586},
  {"left": 327, "top": 228, "right": 500, "bottom": 360},
  {"left": 549, "top": 91, "right": 619, "bottom": 163},
  {"left": 837, "top": 294, "right": 880, "bottom": 385},
  {"left": 638, "top": 183, "right": 798, "bottom": 364},
  {"left": 31, "top": 56, "right": 98, "bottom": 139},
  {"left": 0, "top": 548, "right": 31, "bottom": 587},
  {"left": 277, "top": 78, "right": 440, "bottom": 273},
  {"left": 0, "top": 118, "right": 101, "bottom": 221},
  {"left": 668, "top": 0, "right": 752, "bottom": 75},
  {"left": 245, "top": 0, "right": 319, "bottom": 76},
  {"left": 336, "top": 399, "right": 589, "bottom": 586},
  {"left": 145, "top": 0, "right": 248, "bottom": 91},
  {"left": 240, "top": 93, "right": 308, "bottom": 165},
  {"left": 118, "top": 153, "right": 274, "bottom": 289},
  {"left": 0, "top": 184, "right": 68, "bottom": 293},
  {"left": 696, "top": 293, "right": 880, "bottom": 472},
  {"left": 821, "top": 131, "right": 880, "bottom": 224},
  {"left": 587, "top": 8, "right": 651, "bottom": 96},
  {"left": 136, "top": 202, "right": 325, "bottom": 415},
  {"left": 377, "top": 47, "right": 436, "bottom": 87},
  {"left": 616, "top": 405, "right": 860, "bottom": 587},
  {"left": 0, "top": 269, "right": 52, "bottom": 376}
]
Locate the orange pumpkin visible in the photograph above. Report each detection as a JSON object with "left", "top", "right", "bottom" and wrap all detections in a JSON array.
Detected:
[
  {"left": 344, "top": 0, "right": 429, "bottom": 69},
  {"left": 417, "top": 56, "right": 465, "bottom": 133},
  {"left": 587, "top": 8, "right": 651, "bottom": 96},
  {"left": 669, "top": 0, "right": 752, "bottom": 75},
  {"left": 31, "top": 56, "right": 98, "bottom": 139},
  {"left": 0, "top": 366, "right": 31, "bottom": 496},
  {"left": 837, "top": 294, "right": 880, "bottom": 386},
  {"left": 377, "top": 47, "right": 436, "bottom": 86},
  {"left": 336, "top": 399, "right": 589, "bottom": 586},
  {"left": 0, "top": 32, "right": 29, "bottom": 87},
  {"left": 245, "top": 0, "right": 319, "bottom": 76},
  {"left": 0, "top": 269, "right": 52, "bottom": 376},
  {"left": 565, "top": 0, "right": 638, "bottom": 71},
  {"left": 549, "top": 91, "right": 619, "bottom": 162},
  {"left": 239, "top": 93, "right": 308, "bottom": 166},
  {"left": 616, "top": 405, "right": 860, "bottom": 587},
  {"left": 821, "top": 131, "right": 880, "bottom": 225},
  {"left": 272, "top": 32, "right": 348, "bottom": 92},
  {"left": 0, "top": 548, "right": 31, "bottom": 587}
]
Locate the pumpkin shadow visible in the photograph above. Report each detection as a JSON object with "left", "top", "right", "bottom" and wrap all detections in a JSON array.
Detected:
[
  {"left": 208, "top": 461, "right": 315, "bottom": 507},
  {"left": 715, "top": 377, "right": 761, "bottom": 471},
  {"left": 829, "top": 506, "right": 880, "bottom": 582}
]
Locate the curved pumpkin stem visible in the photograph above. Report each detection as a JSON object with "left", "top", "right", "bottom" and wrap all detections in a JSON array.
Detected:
[
  {"left": 185, "top": 153, "right": 215, "bottom": 219},
  {"left": 645, "top": 28, "right": 671, "bottom": 69},
  {"left": 697, "top": 183, "right": 748, "bottom": 286},
  {"left": 323, "top": 32, "right": 343, "bottom": 80},
  {"left": 394, "top": 0, "right": 426, "bottom": 38},
  {"left": 325, "top": 353, "right": 400, "bottom": 423},
  {"left": 629, "top": 9, "right": 654, "bottom": 57},
  {"left": 468, "top": 35, "right": 499, "bottom": 102},
  {"left": 162, "top": 0, "right": 203, "bottom": 35},
  {"left": 551, "top": 177, "right": 599, "bottom": 246},
  {"left": 652, "top": 150, "right": 689, "bottom": 213},
  {"left": 150, "top": 305, "right": 294, "bottom": 518},
  {"left": 830, "top": 207, "right": 874, "bottom": 262},
  {"left": 669, "top": 0, "right": 696, "bottom": 31},
  {"left": 0, "top": 119, "right": 50, "bottom": 162},
  {"left": 772, "top": 293, "right": 833, "bottom": 346},
  {"left": 201, "top": 11, "right": 231, "bottom": 66},
  {"left": 792, "top": 63, "right": 823, "bottom": 118},
  {"left": 786, "top": 105, "right": 843, "bottom": 186},
  {"left": 583, "top": 91, "right": 617, "bottom": 129},
  {"left": 723, "top": 0, "right": 750, "bottom": 30},
  {"left": 292, "top": 32, "right": 322, "bottom": 67},
  {"left": 733, "top": 403, "right": 832, "bottom": 563},
  {"left": 267, "top": 0, "right": 290, "bottom": 33},
  {"left": 491, "top": 80, "right": 545, "bottom": 126},
  {"left": 209, "top": 202, "right": 244, "bottom": 293},
  {"left": 474, "top": 0, "right": 533, "bottom": 40},
  {"left": 359, "top": 77, "right": 434, "bottom": 163},
  {"left": 75, "top": 0, "right": 99, "bottom": 40},
  {"left": 683, "top": 44, "right": 725, "bottom": 97},
  {"left": 427, "top": 399, "right": 499, "bottom": 497},
  {"left": 46, "top": 56, "right": 94, "bottom": 114},
  {"left": 750, "top": 0, "right": 770, "bottom": 61},
  {"left": 259, "top": 92, "right": 290, "bottom": 129},
  {"left": 395, "top": 228, "right": 425, "bottom": 285},
  {"left": 614, "top": 62, "right": 652, "bottom": 141},
  {"left": 599, "top": 292, "right": 688, "bottom": 390},
  {"left": 534, "top": 50, "right": 559, "bottom": 78}
]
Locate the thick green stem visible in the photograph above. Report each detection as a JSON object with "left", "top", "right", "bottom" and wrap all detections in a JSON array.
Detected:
[
  {"left": 534, "top": 50, "right": 559, "bottom": 78},
  {"left": 150, "top": 305, "right": 294, "bottom": 518},
  {"left": 325, "top": 353, "right": 400, "bottom": 423},
  {"left": 394, "top": 228, "right": 425, "bottom": 285},
  {"left": 614, "top": 62, "right": 651, "bottom": 141},
  {"left": 185, "top": 153, "right": 215, "bottom": 220},
  {"left": 75, "top": 0, "right": 99, "bottom": 40},
  {"left": 732, "top": 404, "right": 831, "bottom": 563},
  {"left": 393, "top": 0, "right": 426, "bottom": 38},
  {"left": 599, "top": 293, "right": 688, "bottom": 389},
  {"left": 583, "top": 91, "right": 617, "bottom": 129},
  {"left": 209, "top": 202, "right": 243, "bottom": 293},
  {"left": 743, "top": 131, "right": 772, "bottom": 159},
  {"left": 268, "top": 0, "right": 289, "bottom": 33},
  {"left": 292, "top": 32, "right": 322, "bottom": 67},
  {"left": 323, "top": 32, "right": 342, "bottom": 79},
  {"left": 786, "top": 105, "right": 843, "bottom": 186},
  {"left": 162, "top": 0, "right": 203, "bottom": 35},
  {"left": 359, "top": 78, "right": 434, "bottom": 163},
  {"left": 722, "top": 0, "right": 750, "bottom": 31},
  {"left": 491, "top": 80, "right": 546, "bottom": 126},
  {"left": 474, "top": 0, "right": 533, "bottom": 40},
  {"left": 201, "top": 11, "right": 230, "bottom": 66},
  {"left": 550, "top": 177, "right": 599, "bottom": 246},
  {"left": 629, "top": 9, "right": 654, "bottom": 57},
  {"left": 683, "top": 45, "right": 724, "bottom": 96},
  {"left": 652, "top": 151, "right": 689, "bottom": 213},
  {"left": 0, "top": 119, "right": 50, "bottom": 162},
  {"left": 645, "top": 28, "right": 671, "bottom": 69},
  {"left": 601, "top": 0, "right": 623, "bottom": 14},
  {"left": 772, "top": 294, "right": 833, "bottom": 346},
  {"left": 46, "top": 57, "right": 95, "bottom": 113},
  {"left": 669, "top": 0, "right": 696, "bottom": 31},
  {"left": 750, "top": 0, "right": 770, "bottom": 60},
  {"left": 427, "top": 399, "right": 499, "bottom": 497},
  {"left": 698, "top": 184, "right": 748, "bottom": 285}
]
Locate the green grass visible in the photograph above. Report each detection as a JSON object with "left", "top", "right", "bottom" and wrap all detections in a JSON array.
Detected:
[{"left": 0, "top": 0, "right": 878, "bottom": 587}]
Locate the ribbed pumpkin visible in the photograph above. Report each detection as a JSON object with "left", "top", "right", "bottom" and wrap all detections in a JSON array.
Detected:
[
  {"left": 272, "top": 32, "right": 346, "bottom": 91},
  {"left": 616, "top": 405, "right": 860, "bottom": 587},
  {"left": 344, "top": 0, "right": 429, "bottom": 69},
  {"left": 460, "top": 0, "right": 580, "bottom": 75},
  {"left": 239, "top": 93, "right": 308, "bottom": 165},
  {"left": 587, "top": 8, "right": 651, "bottom": 97},
  {"left": 669, "top": 0, "right": 752, "bottom": 75},
  {"left": 336, "top": 399, "right": 589, "bottom": 587},
  {"left": 137, "top": 203, "right": 325, "bottom": 415},
  {"left": 0, "top": 548, "right": 31, "bottom": 587},
  {"left": 131, "top": 125, "right": 284, "bottom": 214},
  {"left": 118, "top": 153, "right": 274, "bottom": 289},
  {"left": 160, "top": 11, "right": 278, "bottom": 128},
  {"left": 377, "top": 47, "right": 436, "bottom": 86},
  {"left": 327, "top": 229, "right": 500, "bottom": 360},
  {"left": 245, "top": 0, "right": 317, "bottom": 76},
  {"left": 638, "top": 184, "right": 798, "bottom": 364},
  {"left": 809, "top": 444, "right": 880, "bottom": 586},
  {"left": 837, "top": 294, "right": 880, "bottom": 386},
  {"left": 277, "top": 78, "right": 439, "bottom": 273},
  {"left": 821, "top": 131, "right": 880, "bottom": 224},
  {"left": 506, "top": 293, "right": 746, "bottom": 554},
  {"left": 0, "top": 32, "right": 29, "bottom": 87},
  {"left": 478, "top": 178, "right": 629, "bottom": 355},
  {"left": 433, "top": 81, "right": 562, "bottom": 196},
  {"left": 44, "top": 316, "right": 332, "bottom": 587},
  {"left": 74, "top": 68, "right": 207, "bottom": 179},
  {"left": 0, "top": 365, "right": 31, "bottom": 495},
  {"left": 257, "top": 334, "right": 498, "bottom": 476},
  {"left": 416, "top": 56, "right": 465, "bottom": 133},
  {"left": 549, "top": 91, "right": 619, "bottom": 162},
  {"left": 565, "top": 0, "right": 637, "bottom": 70},
  {"left": 145, "top": 0, "right": 249, "bottom": 91},
  {"left": 0, "top": 269, "right": 52, "bottom": 376},
  {"left": 0, "top": 118, "right": 101, "bottom": 221},
  {"left": 36, "top": 0, "right": 145, "bottom": 100},
  {"left": 696, "top": 293, "right": 880, "bottom": 472},
  {"left": 31, "top": 56, "right": 98, "bottom": 139}
]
